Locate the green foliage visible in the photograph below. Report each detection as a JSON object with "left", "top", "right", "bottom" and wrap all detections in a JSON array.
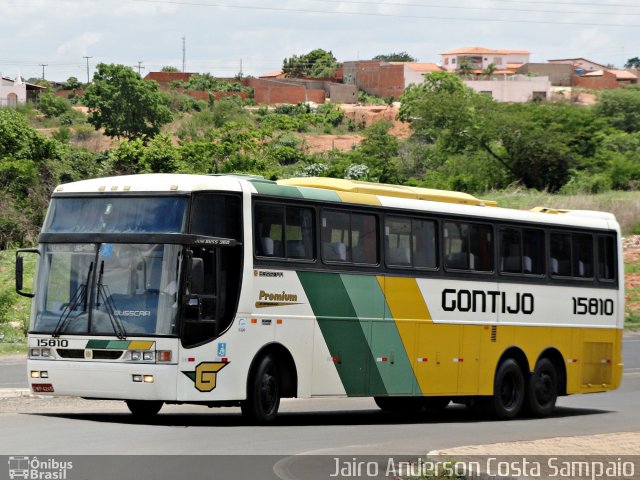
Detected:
[
  {"left": 179, "top": 73, "right": 251, "bottom": 93},
  {"left": 625, "top": 57, "right": 640, "bottom": 69},
  {"left": 52, "top": 126, "right": 72, "bottom": 143},
  {"left": 61, "top": 76, "right": 82, "bottom": 90},
  {"left": 357, "top": 90, "right": 385, "bottom": 105},
  {"left": 141, "top": 134, "right": 180, "bottom": 173},
  {"left": 83, "top": 63, "right": 173, "bottom": 140},
  {"left": 282, "top": 49, "right": 338, "bottom": 78},
  {"left": 373, "top": 52, "right": 417, "bottom": 62},
  {"left": 161, "top": 66, "right": 180, "bottom": 72},
  {"left": 596, "top": 86, "right": 640, "bottom": 133},
  {"left": 38, "top": 93, "right": 72, "bottom": 118}
]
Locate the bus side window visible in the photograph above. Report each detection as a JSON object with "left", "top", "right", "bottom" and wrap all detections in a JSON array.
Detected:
[
  {"left": 413, "top": 219, "right": 437, "bottom": 269},
  {"left": 573, "top": 233, "right": 594, "bottom": 278},
  {"left": 550, "top": 233, "right": 572, "bottom": 276},
  {"left": 598, "top": 236, "right": 615, "bottom": 281},
  {"left": 351, "top": 213, "right": 377, "bottom": 265},
  {"left": 322, "top": 211, "right": 350, "bottom": 262},
  {"left": 500, "top": 228, "right": 521, "bottom": 273},
  {"left": 255, "top": 205, "right": 284, "bottom": 258}
]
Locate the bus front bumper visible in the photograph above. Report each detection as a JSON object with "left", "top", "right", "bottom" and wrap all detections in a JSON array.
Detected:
[{"left": 27, "top": 359, "right": 178, "bottom": 401}]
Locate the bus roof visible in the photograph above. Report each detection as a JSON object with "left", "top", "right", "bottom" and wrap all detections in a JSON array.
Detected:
[{"left": 52, "top": 174, "right": 619, "bottom": 232}]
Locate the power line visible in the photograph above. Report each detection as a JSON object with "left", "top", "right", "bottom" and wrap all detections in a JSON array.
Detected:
[
  {"left": 39, "top": 64, "right": 47, "bottom": 80},
  {"left": 303, "top": 0, "right": 640, "bottom": 16},
  {"left": 130, "top": 0, "right": 637, "bottom": 27}
]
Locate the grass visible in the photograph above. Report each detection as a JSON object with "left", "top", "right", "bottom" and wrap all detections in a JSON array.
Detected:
[
  {"left": 0, "top": 249, "right": 34, "bottom": 355},
  {"left": 625, "top": 259, "right": 640, "bottom": 330},
  {"left": 485, "top": 189, "right": 640, "bottom": 236}
]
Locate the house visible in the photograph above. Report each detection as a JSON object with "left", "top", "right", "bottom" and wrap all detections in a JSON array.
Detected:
[
  {"left": 342, "top": 60, "right": 444, "bottom": 99},
  {"left": 574, "top": 69, "right": 638, "bottom": 89},
  {"left": 393, "top": 62, "right": 444, "bottom": 87},
  {"left": 516, "top": 63, "right": 574, "bottom": 86},
  {"left": 547, "top": 58, "right": 608, "bottom": 75},
  {"left": 464, "top": 75, "right": 551, "bottom": 102},
  {"left": 440, "top": 47, "right": 530, "bottom": 73},
  {"left": 1, "top": 75, "right": 26, "bottom": 107}
]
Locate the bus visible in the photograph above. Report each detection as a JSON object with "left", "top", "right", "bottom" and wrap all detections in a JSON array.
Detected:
[{"left": 17, "top": 174, "right": 624, "bottom": 423}]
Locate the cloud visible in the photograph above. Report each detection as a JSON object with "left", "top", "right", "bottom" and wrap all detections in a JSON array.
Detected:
[{"left": 55, "top": 32, "right": 104, "bottom": 58}]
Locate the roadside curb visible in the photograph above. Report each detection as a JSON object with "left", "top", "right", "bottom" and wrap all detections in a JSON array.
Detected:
[{"left": 0, "top": 388, "right": 30, "bottom": 399}]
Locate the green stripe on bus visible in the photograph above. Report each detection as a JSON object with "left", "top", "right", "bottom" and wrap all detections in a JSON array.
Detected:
[
  {"left": 297, "top": 271, "right": 386, "bottom": 396},
  {"left": 86, "top": 340, "right": 111, "bottom": 349},
  {"left": 341, "top": 274, "right": 420, "bottom": 396},
  {"left": 298, "top": 186, "right": 342, "bottom": 202},
  {"left": 86, "top": 340, "right": 129, "bottom": 350},
  {"left": 250, "top": 181, "right": 304, "bottom": 198}
]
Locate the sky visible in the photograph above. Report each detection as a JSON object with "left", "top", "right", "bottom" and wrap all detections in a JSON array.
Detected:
[{"left": 1, "top": 0, "right": 639, "bottom": 82}]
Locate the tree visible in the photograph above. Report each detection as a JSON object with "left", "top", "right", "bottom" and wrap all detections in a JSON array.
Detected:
[
  {"left": 595, "top": 86, "right": 640, "bottom": 133},
  {"left": 398, "top": 72, "right": 576, "bottom": 191},
  {"left": 624, "top": 57, "right": 640, "bottom": 69},
  {"left": 82, "top": 63, "right": 172, "bottom": 140},
  {"left": 161, "top": 66, "right": 180, "bottom": 72},
  {"left": 38, "top": 93, "right": 72, "bottom": 118},
  {"left": 282, "top": 49, "right": 338, "bottom": 78},
  {"left": 373, "top": 52, "right": 417, "bottom": 63},
  {"left": 61, "top": 76, "right": 82, "bottom": 90}
]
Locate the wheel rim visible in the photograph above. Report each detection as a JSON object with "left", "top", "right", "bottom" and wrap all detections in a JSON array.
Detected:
[
  {"left": 259, "top": 366, "right": 278, "bottom": 414},
  {"left": 534, "top": 370, "right": 554, "bottom": 405}
]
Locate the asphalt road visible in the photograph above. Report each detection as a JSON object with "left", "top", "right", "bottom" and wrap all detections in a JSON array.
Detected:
[{"left": 0, "top": 335, "right": 638, "bottom": 479}]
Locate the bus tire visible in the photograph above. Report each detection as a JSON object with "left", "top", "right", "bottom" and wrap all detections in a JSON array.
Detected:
[
  {"left": 374, "top": 396, "right": 423, "bottom": 412},
  {"left": 482, "top": 358, "right": 525, "bottom": 419},
  {"left": 242, "top": 354, "right": 280, "bottom": 424},
  {"left": 526, "top": 358, "right": 558, "bottom": 417},
  {"left": 126, "top": 400, "right": 163, "bottom": 417}
]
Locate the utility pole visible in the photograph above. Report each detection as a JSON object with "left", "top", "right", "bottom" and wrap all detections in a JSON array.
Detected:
[
  {"left": 39, "top": 64, "right": 47, "bottom": 80},
  {"left": 137, "top": 61, "right": 145, "bottom": 75},
  {"left": 239, "top": 58, "right": 243, "bottom": 78},
  {"left": 83, "top": 56, "right": 92, "bottom": 84},
  {"left": 182, "top": 36, "right": 186, "bottom": 72}
]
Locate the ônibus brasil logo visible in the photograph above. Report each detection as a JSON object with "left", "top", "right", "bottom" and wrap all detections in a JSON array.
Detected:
[{"left": 8, "top": 456, "right": 73, "bottom": 480}]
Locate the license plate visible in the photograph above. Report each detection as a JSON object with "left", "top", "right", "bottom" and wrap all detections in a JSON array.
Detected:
[{"left": 32, "top": 383, "right": 54, "bottom": 393}]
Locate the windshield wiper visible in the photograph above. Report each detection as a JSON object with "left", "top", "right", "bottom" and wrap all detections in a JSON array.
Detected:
[
  {"left": 52, "top": 262, "right": 93, "bottom": 337},
  {"left": 95, "top": 260, "right": 127, "bottom": 340}
]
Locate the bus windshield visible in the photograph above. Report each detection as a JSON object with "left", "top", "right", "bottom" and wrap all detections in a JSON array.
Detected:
[
  {"left": 32, "top": 243, "right": 182, "bottom": 336},
  {"left": 43, "top": 196, "right": 188, "bottom": 233}
]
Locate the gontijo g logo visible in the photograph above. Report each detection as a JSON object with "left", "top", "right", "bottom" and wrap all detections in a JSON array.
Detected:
[{"left": 8, "top": 456, "right": 73, "bottom": 479}]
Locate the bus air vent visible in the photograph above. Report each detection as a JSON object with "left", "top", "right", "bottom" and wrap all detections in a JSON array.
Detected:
[{"left": 491, "top": 326, "right": 497, "bottom": 342}]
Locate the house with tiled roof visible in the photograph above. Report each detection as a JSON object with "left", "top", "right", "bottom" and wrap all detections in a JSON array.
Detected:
[
  {"left": 143, "top": 71, "right": 196, "bottom": 85},
  {"left": 547, "top": 57, "right": 608, "bottom": 74},
  {"left": 441, "top": 47, "right": 530, "bottom": 73}
]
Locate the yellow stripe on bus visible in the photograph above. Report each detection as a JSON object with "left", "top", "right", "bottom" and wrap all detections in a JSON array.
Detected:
[
  {"left": 336, "top": 191, "right": 382, "bottom": 205},
  {"left": 128, "top": 341, "right": 155, "bottom": 350}
]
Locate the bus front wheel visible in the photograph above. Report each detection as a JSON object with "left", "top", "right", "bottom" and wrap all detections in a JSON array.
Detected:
[
  {"left": 126, "top": 400, "right": 163, "bottom": 417},
  {"left": 242, "top": 354, "right": 280, "bottom": 424},
  {"left": 526, "top": 358, "right": 558, "bottom": 417},
  {"left": 481, "top": 358, "right": 525, "bottom": 419}
]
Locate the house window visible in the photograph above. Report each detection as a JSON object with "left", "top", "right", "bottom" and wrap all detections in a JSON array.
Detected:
[
  {"left": 532, "top": 91, "right": 546, "bottom": 102},
  {"left": 452, "top": 58, "right": 456, "bottom": 65},
  {"left": 493, "top": 57, "right": 503, "bottom": 65}
]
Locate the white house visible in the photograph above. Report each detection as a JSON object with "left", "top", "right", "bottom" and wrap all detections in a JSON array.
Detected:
[
  {"left": 393, "top": 62, "right": 444, "bottom": 88},
  {"left": 441, "top": 47, "right": 530, "bottom": 73},
  {"left": 1, "top": 74, "right": 27, "bottom": 107},
  {"left": 464, "top": 75, "right": 551, "bottom": 103}
]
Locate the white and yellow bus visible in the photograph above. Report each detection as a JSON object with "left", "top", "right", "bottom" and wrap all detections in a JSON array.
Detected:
[{"left": 17, "top": 174, "right": 623, "bottom": 422}]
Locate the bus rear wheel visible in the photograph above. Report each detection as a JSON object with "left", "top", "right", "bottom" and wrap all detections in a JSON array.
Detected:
[
  {"left": 126, "top": 400, "right": 163, "bottom": 417},
  {"left": 526, "top": 358, "right": 558, "bottom": 417},
  {"left": 481, "top": 358, "right": 525, "bottom": 420},
  {"left": 242, "top": 354, "right": 280, "bottom": 424}
]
